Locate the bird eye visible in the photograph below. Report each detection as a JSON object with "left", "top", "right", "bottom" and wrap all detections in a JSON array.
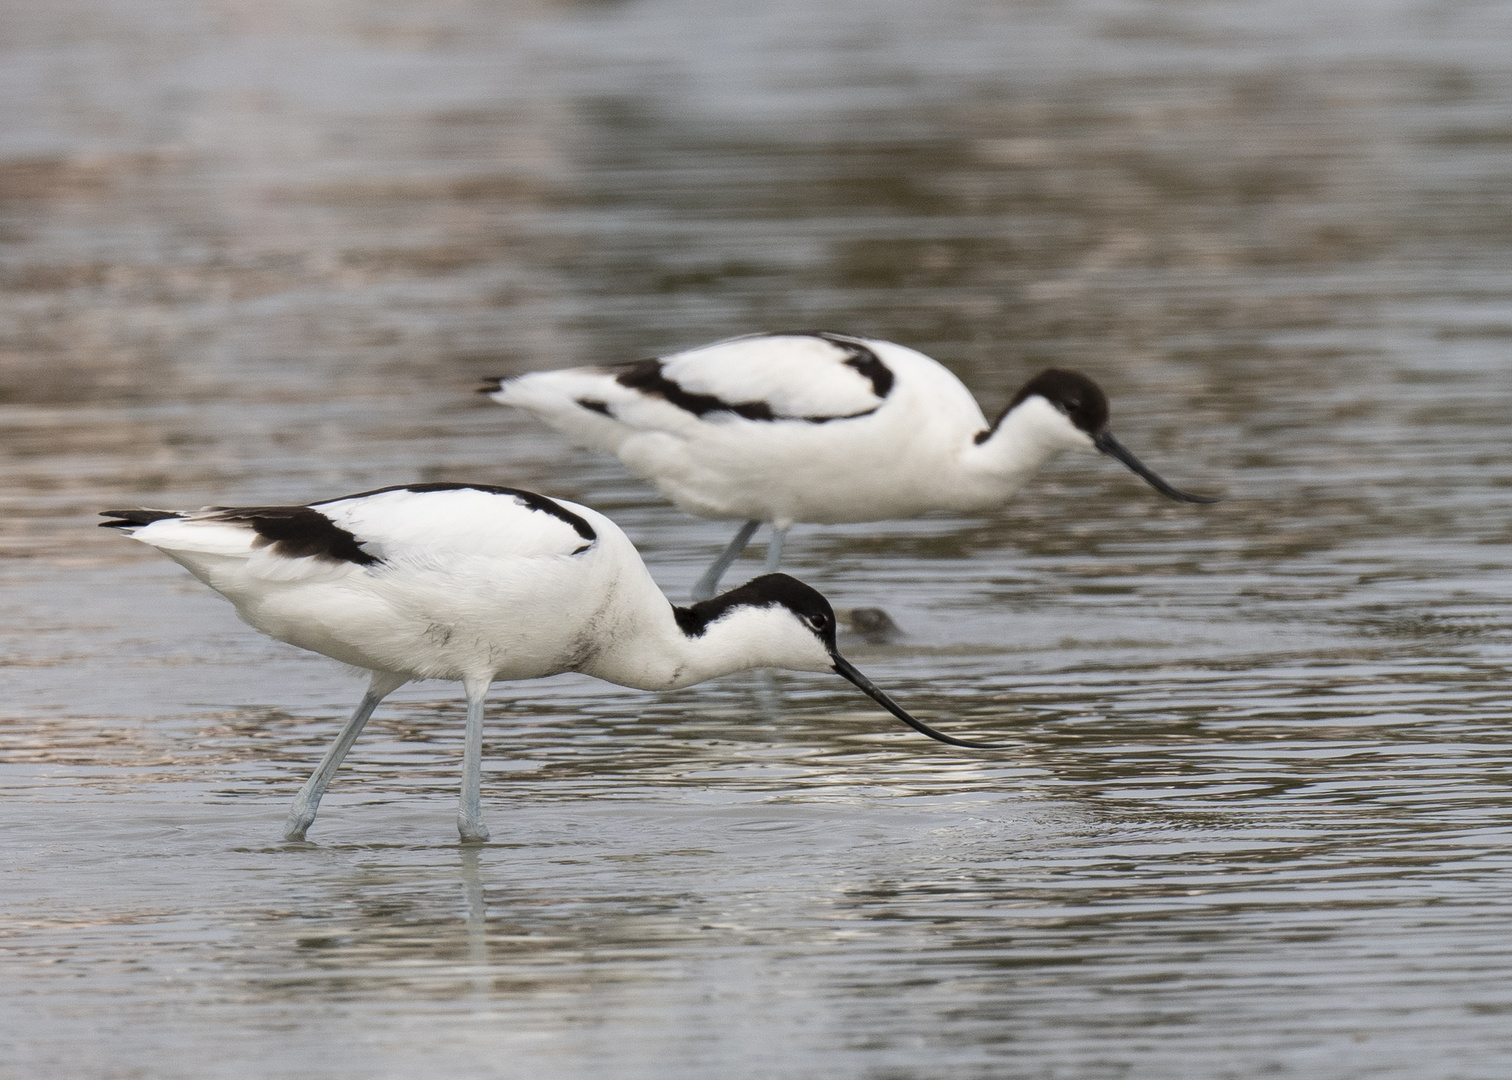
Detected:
[{"left": 806, "top": 613, "right": 829, "bottom": 631}]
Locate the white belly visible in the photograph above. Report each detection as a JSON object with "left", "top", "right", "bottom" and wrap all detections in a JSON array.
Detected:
[
  {"left": 196, "top": 554, "right": 615, "bottom": 683},
  {"left": 619, "top": 385, "right": 992, "bottom": 526}
]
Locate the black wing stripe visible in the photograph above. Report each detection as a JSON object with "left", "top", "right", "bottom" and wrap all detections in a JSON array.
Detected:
[
  {"left": 614, "top": 333, "right": 893, "bottom": 425},
  {"left": 615, "top": 358, "right": 777, "bottom": 420}
]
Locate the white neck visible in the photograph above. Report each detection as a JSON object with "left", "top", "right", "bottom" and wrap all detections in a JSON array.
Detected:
[
  {"left": 576, "top": 601, "right": 831, "bottom": 691},
  {"left": 948, "top": 395, "right": 1094, "bottom": 509}
]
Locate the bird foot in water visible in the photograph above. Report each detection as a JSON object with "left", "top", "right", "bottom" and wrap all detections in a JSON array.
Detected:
[
  {"left": 458, "top": 819, "right": 491, "bottom": 844},
  {"left": 837, "top": 607, "right": 902, "bottom": 642}
]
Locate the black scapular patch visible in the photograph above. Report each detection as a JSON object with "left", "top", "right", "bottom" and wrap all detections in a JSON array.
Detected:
[
  {"left": 673, "top": 572, "right": 838, "bottom": 645},
  {"left": 812, "top": 332, "right": 894, "bottom": 399},
  {"left": 99, "top": 509, "right": 183, "bottom": 529},
  {"left": 975, "top": 368, "right": 1110, "bottom": 444},
  {"left": 576, "top": 398, "right": 613, "bottom": 416},
  {"left": 202, "top": 506, "right": 380, "bottom": 565},
  {"left": 614, "top": 332, "right": 894, "bottom": 424},
  {"left": 330, "top": 482, "right": 598, "bottom": 546}
]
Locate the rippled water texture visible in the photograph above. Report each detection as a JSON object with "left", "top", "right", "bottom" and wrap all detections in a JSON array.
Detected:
[{"left": 4, "top": 0, "right": 1512, "bottom": 1076}]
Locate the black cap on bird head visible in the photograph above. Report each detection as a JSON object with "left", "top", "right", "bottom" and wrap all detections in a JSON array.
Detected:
[
  {"left": 1007, "top": 368, "right": 1110, "bottom": 435},
  {"left": 982, "top": 368, "right": 1219, "bottom": 505},
  {"left": 977, "top": 368, "right": 1108, "bottom": 444},
  {"left": 673, "top": 573, "right": 838, "bottom": 644}
]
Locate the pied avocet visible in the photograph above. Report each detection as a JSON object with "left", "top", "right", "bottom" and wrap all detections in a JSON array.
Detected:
[
  {"left": 102, "top": 482, "right": 992, "bottom": 843},
  {"left": 482, "top": 332, "right": 1217, "bottom": 600}
]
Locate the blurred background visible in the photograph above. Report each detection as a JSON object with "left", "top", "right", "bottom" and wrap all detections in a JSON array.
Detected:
[{"left": 3, "top": 1, "right": 1512, "bottom": 1077}]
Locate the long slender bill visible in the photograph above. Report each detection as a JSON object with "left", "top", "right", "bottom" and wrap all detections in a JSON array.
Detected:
[
  {"left": 831, "top": 654, "right": 1001, "bottom": 749},
  {"left": 1093, "top": 431, "right": 1220, "bottom": 504}
]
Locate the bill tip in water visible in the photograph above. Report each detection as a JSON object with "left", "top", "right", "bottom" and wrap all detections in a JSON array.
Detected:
[
  {"left": 830, "top": 654, "right": 1004, "bottom": 750},
  {"left": 1093, "top": 430, "right": 1220, "bottom": 504}
]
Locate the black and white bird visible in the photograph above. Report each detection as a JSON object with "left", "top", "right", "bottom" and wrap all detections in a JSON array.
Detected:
[
  {"left": 101, "top": 482, "right": 990, "bottom": 843},
  {"left": 483, "top": 332, "right": 1218, "bottom": 600}
]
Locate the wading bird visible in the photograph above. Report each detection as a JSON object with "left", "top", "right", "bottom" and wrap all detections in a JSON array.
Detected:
[
  {"left": 102, "top": 483, "right": 991, "bottom": 843},
  {"left": 483, "top": 332, "right": 1217, "bottom": 600}
]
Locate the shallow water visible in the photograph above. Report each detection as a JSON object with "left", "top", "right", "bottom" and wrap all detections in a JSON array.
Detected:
[{"left": 4, "top": 0, "right": 1512, "bottom": 1076}]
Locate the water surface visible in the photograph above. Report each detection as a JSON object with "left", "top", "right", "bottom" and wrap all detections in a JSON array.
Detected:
[{"left": 4, "top": 0, "right": 1512, "bottom": 1076}]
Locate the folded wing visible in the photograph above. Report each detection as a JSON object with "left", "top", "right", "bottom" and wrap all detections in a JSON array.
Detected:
[{"left": 486, "top": 332, "right": 896, "bottom": 451}]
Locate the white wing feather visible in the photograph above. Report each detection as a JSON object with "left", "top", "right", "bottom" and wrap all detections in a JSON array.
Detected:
[
  {"left": 125, "top": 488, "right": 594, "bottom": 593},
  {"left": 313, "top": 487, "right": 592, "bottom": 563},
  {"left": 656, "top": 334, "right": 886, "bottom": 418}
]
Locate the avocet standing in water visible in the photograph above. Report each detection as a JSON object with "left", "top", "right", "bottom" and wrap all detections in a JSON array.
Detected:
[
  {"left": 483, "top": 332, "right": 1218, "bottom": 600},
  {"left": 102, "top": 483, "right": 991, "bottom": 843}
]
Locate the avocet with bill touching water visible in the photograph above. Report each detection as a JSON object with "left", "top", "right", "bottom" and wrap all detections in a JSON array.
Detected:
[
  {"left": 102, "top": 482, "right": 994, "bottom": 843},
  {"left": 483, "top": 332, "right": 1219, "bottom": 600}
]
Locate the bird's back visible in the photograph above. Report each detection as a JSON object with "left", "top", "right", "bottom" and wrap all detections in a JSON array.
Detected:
[
  {"left": 489, "top": 332, "right": 991, "bottom": 524},
  {"left": 109, "top": 484, "right": 648, "bottom": 682}
]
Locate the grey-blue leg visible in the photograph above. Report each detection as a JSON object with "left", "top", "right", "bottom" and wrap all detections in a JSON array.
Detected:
[
  {"left": 691, "top": 519, "right": 761, "bottom": 602},
  {"left": 458, "top": 679, "right": 491, "bottom": 843},
  {"left": 284, "top": 670, "right": 408, "bottom": 841},
  {"left": 764, "top": 526, "right": 789, "bottom": 573}
]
